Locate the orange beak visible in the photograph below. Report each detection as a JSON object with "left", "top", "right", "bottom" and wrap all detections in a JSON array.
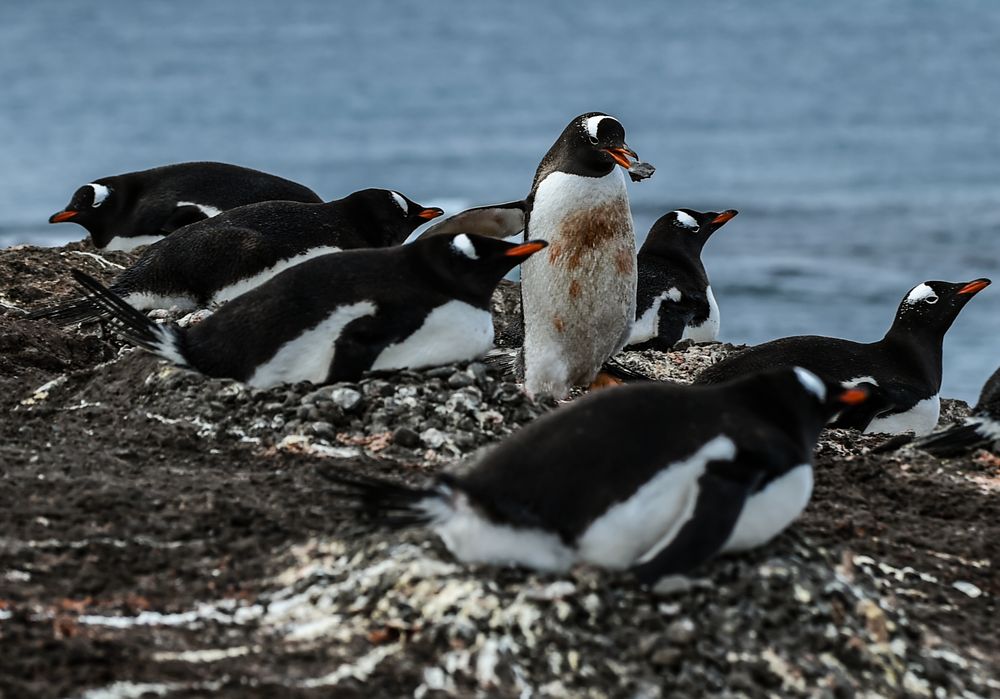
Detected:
[
  {"left": 957, "top": 279, "right": 991, "bottom": 295},
  {"left": 504, "top": 240, "right": 547, "bottom": 258},
  {"left": 602, "top": 146, "right": 638, "bottom": 169},
  {"left": 711, "top": 210, "right": 738, "bottom": 226},
  {"left": 837, "top": 387, "right": 869, "bottom": 406},
  {"left": 49, "top": 210, "right": 78, "bottom": 223},
  {"left": 417, "top": 207, "right": 444, "bottom": 220}
]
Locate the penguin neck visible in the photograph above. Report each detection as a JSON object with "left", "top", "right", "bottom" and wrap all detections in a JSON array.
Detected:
[
  {"left": 638, "top": 242, "right": 708, "bottom": 282},
  {"left": 880, "top": 323, "right": 944, "bottom": 389}
]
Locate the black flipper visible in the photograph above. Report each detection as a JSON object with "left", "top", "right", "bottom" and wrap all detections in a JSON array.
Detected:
[
  {"left": 631, "top": 467, "right": 762, "bottom": 585},
  {"left": 160, "top": 205, "right": 211, "bottom": 234},
  {"left": 327, "top": 311, "right": 423, "bottom": 383},
  {"left": 912, "top": 422, "right": 991, "bottom": 457}
]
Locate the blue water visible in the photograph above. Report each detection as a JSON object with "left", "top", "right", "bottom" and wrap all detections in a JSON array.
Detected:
[{"left": 2, "top": 1, "right": 999, "bottom": 401}]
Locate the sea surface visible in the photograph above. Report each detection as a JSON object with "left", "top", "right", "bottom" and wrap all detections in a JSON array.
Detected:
[{"left": 2, "top": 1, "right": 998, "bottom": 401}]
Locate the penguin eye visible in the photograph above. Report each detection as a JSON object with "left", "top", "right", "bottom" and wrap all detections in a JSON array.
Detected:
[
  {"left": 925, "top": 295, "right": 939, "bottom": 304},
  {"left": 588, "top": 135, "right": 599, "bottom": 145}
]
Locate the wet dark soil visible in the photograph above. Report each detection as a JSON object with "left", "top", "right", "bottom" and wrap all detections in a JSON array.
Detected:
[{"left": 1, "top": 243, "right": 997, "bottom": 698}]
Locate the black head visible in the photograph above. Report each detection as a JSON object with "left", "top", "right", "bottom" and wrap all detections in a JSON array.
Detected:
[
  {"left": 730, "top": 366, "right": 870, "bottom": 446},
  {"left": 49, "top": 180, "right": 120, "bottom": 243},
  {"left": 888, "top": 279, "right": 991, "bottom": 339},
  {"left": 412, "top": 233, "right": 547, "bottom": 306},
  {"left": 340, "top": 188, "right": 443, "bottom": 247},
  {"left": 641, "top": 208, "right": 738, "bottom": 257},
  {"left": 542, "top": 112, "right": 640, "bottom": 179}
]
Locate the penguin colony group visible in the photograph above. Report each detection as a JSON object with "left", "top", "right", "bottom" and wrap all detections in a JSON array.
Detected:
[{"left": 35, "top": 112, "right": 993, "bottom": 586}]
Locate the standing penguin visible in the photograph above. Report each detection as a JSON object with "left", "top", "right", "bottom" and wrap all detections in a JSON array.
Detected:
[
  {"left": 695, "top": 278, "right": 991, "bottom": 435},
  {"left": 322, "top": 367, "right": 867, "bottom": 583},
  {"left": 49, "top": 161, "right": 322, "bottom": 251},
  {"left": 30, "top": 189, "right": 442, "bottom": 325},
  {"left": 520, "top": 112, "right": 652, "bottom": 398},
  {"left": 628, "top": 208, "right": 738, "bottom": 350},
  {"left": 68, "top": 233, "right": 547, "bottom": 387}
]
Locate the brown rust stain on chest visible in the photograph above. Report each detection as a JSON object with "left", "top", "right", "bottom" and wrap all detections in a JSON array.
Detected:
[{"left": 547, "top": 200, "right": 632, "bottom": 270}]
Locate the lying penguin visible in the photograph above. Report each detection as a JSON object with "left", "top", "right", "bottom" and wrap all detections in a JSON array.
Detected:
[
  {"left": 70, "top": 233, "right": 546, "bottom": 387},
  {"left": 696, "top": 278, "right": 990, "bottom": 435},
  {"left": 911, "top": 365, "right": 1000, "bottom": 455},
  {"left": 49, "top": 161, "right": 323, "bottom": 251},
  {"left": 31, "top": 188, "right": 442, "bottom": 325},
  {"left": 322, "top": 366, "right": 867, "bottom": 583}
]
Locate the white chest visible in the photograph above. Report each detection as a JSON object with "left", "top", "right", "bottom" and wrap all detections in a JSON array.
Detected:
[
  {"left": 211, "top": 246, "right": 342, "bottom": 305},
  {"left": 722, "top": 464, "right": 813, "bottom": 552},
  {"left": 371, "top": 301, "right": 494, "bottom": 371},
  {"left": 865, "top": 394, "right": 940, "bottom": 436},
  {"left": 528, "top": 168, "right": 629, "bottom": 241},
  {"left": 681, "top": 285, "right": 720, "bottom": 343}
]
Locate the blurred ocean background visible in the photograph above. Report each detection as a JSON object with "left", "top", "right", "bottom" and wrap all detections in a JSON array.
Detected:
[{"left": 2, "top": 1, "right": 998, "bottom": 401}]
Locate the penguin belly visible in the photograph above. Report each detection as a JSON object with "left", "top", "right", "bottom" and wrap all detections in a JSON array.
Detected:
[{"left": 521, "top": 170, "right": 636, "bottom": 397}]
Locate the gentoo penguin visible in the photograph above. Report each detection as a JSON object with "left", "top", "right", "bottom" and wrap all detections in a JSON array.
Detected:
[
  {"left": 30, "top": 189, "right": 443, "bottom": 325},
  {"left": 520, "top": 112, "right": 652, "bottom": 398},
  {"left": 628, "top": 208, "right": 738, "bottom": 350},
  {"left": 49, "top": 161, "right": 322, "bottom": 251},
  {"left": 912, "top": 365, "right": 1000, "bottom": 455},
  {"left": 695, "top": 279, "right": 991, "bottom": 435},
  {"left": 321, "top": 367, "right": 867, "bottom": 583},
  {"left": 69, "top": 233, "right": 547, "bottom": 387}
]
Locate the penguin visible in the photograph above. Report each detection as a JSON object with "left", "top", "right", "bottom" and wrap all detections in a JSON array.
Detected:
[
  {"left": 519, "top": 112, "right": 652, "bottom": 399},
  {"left": 49, "top": 161, "right": 323, "bottom": 251},
  {"left": 911, "top": 365, "right": 1000, "bottom": 455},
  {"left": 417, "top": 201, "right": 526, "bottom": 242},
  {"left": 321, "top": 367, "right": 868, "bottom": 583},
  {"left": 695, "top": 279, "right": 991, "bottom": 435},
  {"left": 628, "top": 208, "right": 738, "bottom": 350},
  {"left": 68, "top": 233, "right": 547, "bottom": 387},
  {"left": 30, "top": 189, "right": 443, "bottom": 325}
]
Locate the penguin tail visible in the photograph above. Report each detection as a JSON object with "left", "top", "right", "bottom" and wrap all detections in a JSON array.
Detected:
[
  {"left": 317, "top": 468, "right": 449, "bottom": 530},
  {"left": 25, "top": 297, "right": 105, "bottom": 326},
  {"left": 483, "top": 347, "right": 522, "bottom": 381},
  {"left": 911, "top": 421, "right": 991, "bottom": 457},
  {"left": 70, "top": 270, "right": 189, "bottom": 367}
]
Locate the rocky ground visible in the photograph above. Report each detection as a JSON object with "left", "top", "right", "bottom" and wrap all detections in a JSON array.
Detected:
[{"left": 0, "top": 242, "right": 998, "bottom": 698}]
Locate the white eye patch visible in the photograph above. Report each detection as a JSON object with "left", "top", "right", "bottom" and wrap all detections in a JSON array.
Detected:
[
  {"left": 584, "top": 115, "right": 614, "bottom": 140},
  {"left": 673, "top": 211, "right": 698, "bottom": 229},
  {"left": 451, "top": 233, "right": 478, "bottom": 259},
  {"left": 794, "top": 367, "right": 826, "bottom": 401},
  {"left": 390, "top": 191, "right": 408, "bottom": 213},
  {"left": 88, "top": 183, "right": 111, "bottom": 207},
  {"left": 905, "top": 283, "right": 937, "bottom": 305}
]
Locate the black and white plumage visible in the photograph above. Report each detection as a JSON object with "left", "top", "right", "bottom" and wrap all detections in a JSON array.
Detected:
[
  {"left": 628, "top": 208, "right": 738, "bottom": 350},
  {"left": 49, "top": 161, "right": 322, "bottom": 251},
  {"left": 31, "top": 189, "right": 442, "bottom": 325},
  {"left": 696, "top": 279, "right": 991, "bottom": 435},
  {"left": 322, "top": 367, "right": 867, "bottom": 583},
  {"left": 519, "top": 112, "right": 651, "bottom": 399},
  {"left": 69, "top": 233, "right": 547, "bottom": 387},
  {"left": 913, "top": 366, "right": 1000, "bottom": 455}
]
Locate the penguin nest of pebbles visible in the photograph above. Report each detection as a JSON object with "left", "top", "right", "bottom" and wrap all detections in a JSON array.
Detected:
[{"left": 1, "top": 241, "right": 998, "bottom": 698}]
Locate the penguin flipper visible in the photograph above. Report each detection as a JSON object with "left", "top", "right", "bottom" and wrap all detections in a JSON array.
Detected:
[
  {"left": 417, "top": 201, "right": 525, "bottom": 241},
  {"left": 630, "top": 468, "right": 759, "bottom": 585},
  {"left": 912, "top": 422, "right": 991, "bottom": 457},
  {"left": 159, "top": 205, "right": 210, "bottom": 234},
  {"left": 328, "top": 311, "right": 424, "bottom": 382}
]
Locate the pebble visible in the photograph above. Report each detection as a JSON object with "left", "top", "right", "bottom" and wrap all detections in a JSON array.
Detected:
[{"left": 330, "top": 387, "right": 363, "bottom": 412}]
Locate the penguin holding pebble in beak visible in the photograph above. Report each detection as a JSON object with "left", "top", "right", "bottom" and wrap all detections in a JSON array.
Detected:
[
  {"left": 69, "top": 234, "right": 547, "bottom": 387},
  {"left": 49, "top": 161, "right": 322, "bottom": 251},
  {"left": 321, "top": 367, "right": 867, "bottom": 584},
  {"left": 31, "top": 189, "right": 442, "bottom": 325}
]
